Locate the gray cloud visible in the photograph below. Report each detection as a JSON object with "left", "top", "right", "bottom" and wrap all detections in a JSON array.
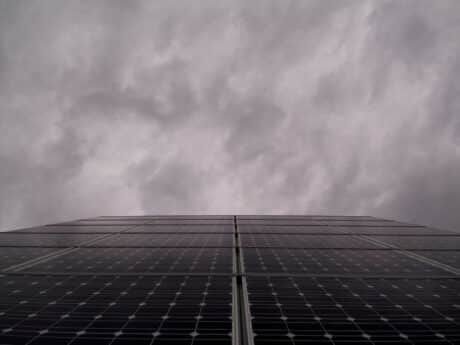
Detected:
[{"left": 1, "top": 0, "right": 460, "bottom": 231}]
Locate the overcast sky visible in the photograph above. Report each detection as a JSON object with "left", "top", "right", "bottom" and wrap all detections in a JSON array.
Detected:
[{"left": 1, "top": 0, "right": 460, "bottom": 231}]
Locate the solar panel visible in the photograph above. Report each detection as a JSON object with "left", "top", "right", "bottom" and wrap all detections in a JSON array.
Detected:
[
  {"left": 87, "top": 234, "right": 234, "bottom": 248},
  {"left": 125, "top": 224, "right": 234, "bottom": 233},
  {"left": 413, "top": 251, "right": 460, "bottom": 269},
  {"left": 345, "top": 227, "right": 455, "bottom": 235},
  {"left": 240, "top": 234, "right": 379, "bottom": 248},
  {"left": 1, "top": 215, "right": 458, "bottom": 345},
  {"left": 14, "top": 225, "right": 129, "bottom": 234},
  {"left": 370, "top": 236, "right": 460, "bottom": 250},
  {"left": 15, "top": 247, "right": 233, "bottom": 274},
  {"left": 0, "top": 274, "right": 232, "bottom": 344},
  {"left": 246, "top": 276, "right": 460, "bottom": 344},
  {"left": 0, "top": 248, "right": 62, "bottom": 270},
  {"left": 242, "top": 248, "right": 451, "bottom": 276},
  {"left": 238, "top": 225, "right": 351, "bottom": 234},
  {"left": 0, "top": 234, "right": 109, "bottom": 247}
]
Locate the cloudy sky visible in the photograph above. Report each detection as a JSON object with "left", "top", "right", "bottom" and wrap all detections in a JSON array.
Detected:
[{"left": 1, "top": 0, "right": 459, "bottom": 231}]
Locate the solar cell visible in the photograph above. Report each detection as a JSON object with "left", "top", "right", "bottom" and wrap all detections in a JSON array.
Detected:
[
  {"left": 125, "top": 224, "right": 234, "bottom": 233},
  {"left": 87, "top": 234, "right": 234, "bottom": 248},
  {"left": 370, "top": 236, "right": 460, "bottom": 250},
  {"left": 238, "top": 219, "right": 415, "bottom": 227},
  {"left": 0, "top": 234, "right": 109, "bottom": 247},
  {"left": 14, "top": 225, "right": 130, "bottom": 234},
  {"left": 345, "top": 227, "right": 455, "bottom": 235},
  {"left": 246, "top": 276, "right": 460, "bottom": 344},
  {"left": 15, "top": 248, "right": 233, "bottom": 274},
  {"left": 240, "top": 234, "right": 379, "bottom": 248},
  {"left": 0, "top": 274, "right": 232, "bottom": 345},
  {"left": 239, "top": 225, "right": 453, "bottom": 235},
  {"left": 146, "top": 219, "right": 234, "bottom": 225},
  {"left": 238, "top": 225, "right": 351, "bottom": 234},
  {"left": 2, "top": 214, "right": 458, "bottom": 344},
  {"left": 413, "top": 251, "right": 460, "bottom": 269},
  {"left": 242, "top": 248, "right": 452, "bottom": 276},
  {"left": 56, "top": 220, "right": 149, "bottom": 226},
  {"left": 0, "top": 248, "right": 62, "bottom": 270}
]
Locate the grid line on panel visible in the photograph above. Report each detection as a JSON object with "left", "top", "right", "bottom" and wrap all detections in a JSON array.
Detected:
[
  {"left": 245, "top": 276, "right": 460, "bottom": 344},
  {"left": 2, "top": 226, "right": 146, "bottom": 274},
  {"left": 0, "top": 274, "right": 233, "bottom": 344},
  {"left": 2, "top": 215, "right": 458, "bottom": 345},
  {"left": 358, "top": 235, "right": 460, "bottom": 276}
]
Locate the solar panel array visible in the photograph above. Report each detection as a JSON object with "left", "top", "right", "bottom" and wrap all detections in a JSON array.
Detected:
[{"left": 0, "top": 215, "right": 459, "bottom": 345}]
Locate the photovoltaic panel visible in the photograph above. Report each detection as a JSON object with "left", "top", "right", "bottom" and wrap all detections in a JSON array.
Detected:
[
  {"left": 95, "top": 215, "right": 233, "bottom": 222},
  {"left": 344, "top": 227, "right": 455, "bottom": 235},
  {"left": 0, "top": 248, "right": 62, "bottom": 270},
  {"left": 238, "top": 219, "right": 415, "bottom": 227},
  {"left": 125, "top": 224, "right": 234, "bottom": 233},
  {"left": 14, "top": 225, "right": 131, "bottom": 234},
  {"left": 413, "top": 251, "right": 460, "bottom": 269},
  {"left": 246, "top": 276, "right": 460, "bottom": 344},
  {"left": 0, "top": 274, "right": 232, "bottom": 345},
  {"left": 239, "top": 225, "right": 454, "bottom": 235},
  {"left": 238, "top": 216, "right": 378, "bottom": 221},
  {"left": 0, "top": 234, "right": 108, "bottom": 247},
  {"left": 56, "top": 220, "right": 149, "bottom": 226},
  {"left": 238, "top": 225, "right": 351, "bottom": 234},
  {"left": 371, "top": 236, "right": 460, "bottom": 250},
  {"left": 240, "top": 234, "right": 379, "bottom": 248},
  {"left": 15, "top": 247, "right": 233, "bottom": 274},
  {"left": 146, "top": 219, "right": 234, "bottom": 225},
  {"left": 2, "top": 214, "right": 459, "bottom": 345},
  {"left": 86, "top": 233, "right": 234, "bottom": 248},
  {"left": 242, "top": 248, "right": 452, "bottom": 276}
]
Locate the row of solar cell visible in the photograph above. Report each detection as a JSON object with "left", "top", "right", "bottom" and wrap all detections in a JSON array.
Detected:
[
  {"left": 239, "top": 234, "right": 460, "bottom": 249},
  {"left": 246, "top": 276, "right": 460, "bottom": 345},
  {"left": 85, "top": 234, "right": 234, "bottom": 248},
  {"left": 7, "top": 246, "right": 457, "bottom": 276},
  {"left": 14, "top": 247, "right": 234, "bottom": 274},
  {"left": 239, "top": 234, "right": 378, "bottom": 249},
  {"left": 96, "top": 215, "right": 233, "bottom": 220},
  {"left": 0, "top": 248, "right": 63, "bottom": 270},
  {"left": 2, "top": 248, "right": 459, "bottom": 276},
  {"left": 58, "top": 219, "right": 234, "bottom": 226},
  {"left": 0, "top": 233, "right": 235, "bottom": 247},
  {"left": 241, "top": 248, "right": 453, "bottom": 276},
  {"left": 0, "top": 234, "right": 109, "bottom": 247},
  {"left": 5, "top": 232, "right": 460, "bottom": 250},
  {"left": 237, "top": 220, "right": 416, "bottom": 227},
  {"left": 0, "top": 274, "right": 232, "bottom": 345},
  {"left": 369, "top": 236, "right": 460, "bottom": 250},
  {"left": 237, "top": 215, "right": 378, "bottom": 220},
  {"left": 14, "top": 224, "right": 235, "bottom": 234},
  {"left": 238, "top": 225, "right": 455, "bottom": 235}
]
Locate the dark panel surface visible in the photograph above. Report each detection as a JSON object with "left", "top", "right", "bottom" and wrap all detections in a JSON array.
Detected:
[
  {"left": 0, "top": 248, "right": 62, "bottom": 270},
  {"left": 247, "top": 276, "right": 460, "bottom": 344},
  {"left": 17, "top": 248, "right": 233, "bottom": 274},
  {"left": 240, "top": 234, "right": 378, "bottom": 248},
  {"left": 0, "top": 234, "right": 108, "bottom": 247},
  {"left": 372, "top": 236, "right": 460, "bottom": 250},
  {"left": 242, "top": 248, "right": 451, "bottom": 276},
  {"left": 14, "top": 225, "right": 130, "bottom": 234},
  {"left": 2, "top": 214, "right": 458, "bottom": 345},
  {"left": 88, "top": 234, "right": 234, "bottom": 248},
  {"left": 0, "top": 274, "right": 232, "bottom": 345},
  {"left": 238, "top": 225, "right": 351, "bottom": 234},
  {"left": 125, "top": 224, "right": 234, "bottom": 233},
  {"left": 414, "top": 251, "right": 460, "bottom": 269}
]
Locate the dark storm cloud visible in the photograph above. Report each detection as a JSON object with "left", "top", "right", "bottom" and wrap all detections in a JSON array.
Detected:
[{"left": 1, "top": 0, "right": 460, "bottom": 231}]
